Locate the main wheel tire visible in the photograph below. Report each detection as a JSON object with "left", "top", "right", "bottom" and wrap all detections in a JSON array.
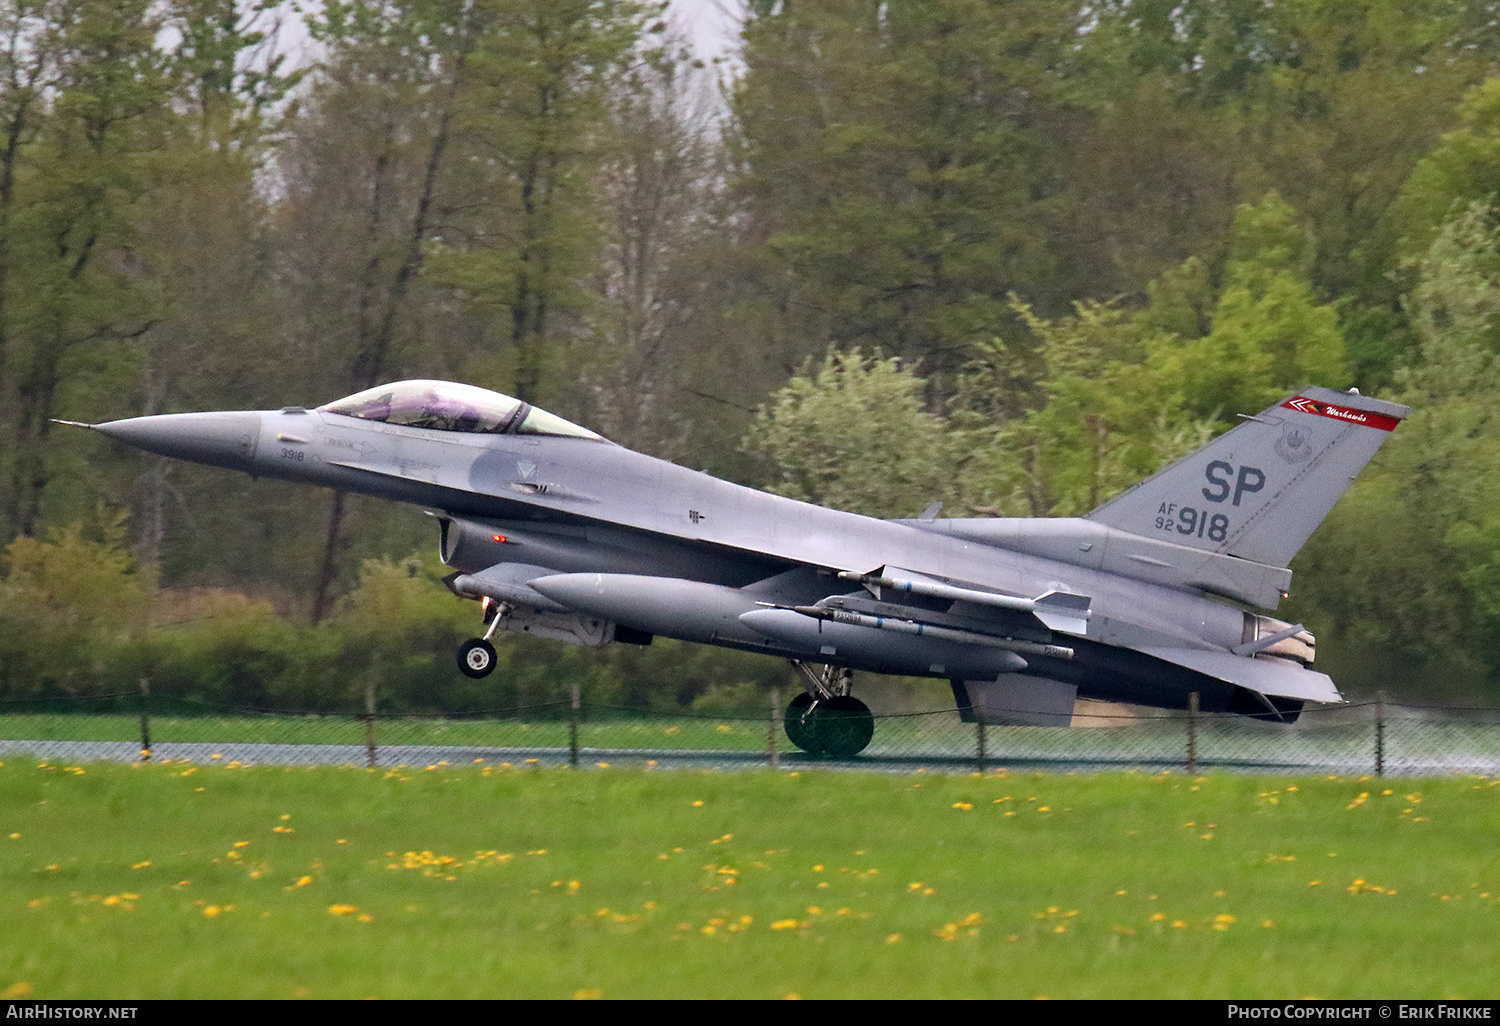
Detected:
[
  {"left": 816, "top": 695, "right": 874, "bottom": 759},
  {"left": 457, "top": 638, "right": 497, "bottom": 679},
  {"left": 784, "top": 692, "right": 821, "bottom": 754}
]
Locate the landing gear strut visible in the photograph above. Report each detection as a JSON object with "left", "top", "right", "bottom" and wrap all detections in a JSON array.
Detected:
[
  {"left": 784, "top": 662, "right": 874, "bottom": 758},
  {"left": 456, "top": 599, "right": 507, "bottom": 679}
]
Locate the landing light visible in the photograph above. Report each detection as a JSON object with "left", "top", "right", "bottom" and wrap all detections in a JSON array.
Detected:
[{"left": 492, "top": 534, "right": 507, "bottom": 543}]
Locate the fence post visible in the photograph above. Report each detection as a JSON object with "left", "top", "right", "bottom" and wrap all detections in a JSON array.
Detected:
[
  {"left": 1186, "top": 692, "right": 1199, "bottom": 773},
  {"left": 569, "top": 683, "right": 580, "bottom": 769},
  {"left": 364, "top": 678, "right": 377, "bottom": 770},
  {"left": 976, "top": 716, "right": 987, "bottom": 773},
  {"left": 138, "top": 677, "right": 151, "bottom": 762},
  {"left": 1374, "top": 698, "right": 1385, "bottom": 778},
  {"left": 769, "top": 686, "right": 780, "bottom": 769}
]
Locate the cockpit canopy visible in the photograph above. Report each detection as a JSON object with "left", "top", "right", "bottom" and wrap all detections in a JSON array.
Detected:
[{"left": 319, "top": 380, "right": 605, "bottom": 441}]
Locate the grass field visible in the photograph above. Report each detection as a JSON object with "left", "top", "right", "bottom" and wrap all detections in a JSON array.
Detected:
[
  {"left": 2, "top": 760, "right": 1499, "bottom": 999},
  {"left": 0, "top": 712, "right": 789, "bottom": 752}
]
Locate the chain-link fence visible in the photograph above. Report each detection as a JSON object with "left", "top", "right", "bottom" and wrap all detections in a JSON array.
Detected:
[{"left": 4, "top": 691, "right": 1500, "bottom": 776}]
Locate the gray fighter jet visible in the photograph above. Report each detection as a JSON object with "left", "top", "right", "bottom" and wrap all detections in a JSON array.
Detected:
[{"left": 68, "top": 380, "right": 1408, "bottom": 757}]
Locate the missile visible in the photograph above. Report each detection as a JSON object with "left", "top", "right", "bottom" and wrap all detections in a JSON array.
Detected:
[
  {"left": 838, "top": 570, "right": 1091, "bottom": 635},
  {"left": 738, "top": 608, "right": 1034, "bottom": 679},
  {"left": 785, "top": 605, "right": 1074, "bottom": 660}
]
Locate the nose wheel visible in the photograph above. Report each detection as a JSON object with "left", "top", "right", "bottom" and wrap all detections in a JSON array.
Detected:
[
  {"left": 784, "top": 663, "right": 874, "bottom": 758},
  {"left": 457, "top": 638, "right": 497, "bottom": 678},
  {"left": 457, "top": 599, "right": 509, "bottom": 679}
]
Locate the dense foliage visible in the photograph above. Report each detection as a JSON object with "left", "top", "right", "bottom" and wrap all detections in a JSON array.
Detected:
[{"left": 5, "top": 0, "right": 1500, "bottom": 706}]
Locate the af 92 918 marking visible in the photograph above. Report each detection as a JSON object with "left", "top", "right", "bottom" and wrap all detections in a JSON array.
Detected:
[{"left": 1155, "top": 503, "right": 1229, "bottom": 542}]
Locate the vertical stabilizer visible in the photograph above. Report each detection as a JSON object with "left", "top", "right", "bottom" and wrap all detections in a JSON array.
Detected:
[{"left": 1086, "top": 388, "right": 1409, "bottom": 568}]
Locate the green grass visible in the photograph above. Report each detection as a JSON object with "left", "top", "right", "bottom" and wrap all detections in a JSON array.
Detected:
[
  {"left": 2, "top": 761, "right": 1499, "bottom": 998},
  {"left": 0, "top": 709, "right": 1424, "bottom": 770},
  {"left": 0, "top": 713, "right": 789, "bottom": 753}
]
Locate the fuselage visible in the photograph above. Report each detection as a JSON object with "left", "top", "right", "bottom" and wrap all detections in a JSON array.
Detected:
[
  {"left": 84, "top": 380, "right": 1416, "bottom": 728},
  {"left": 90, "top": 401, "right": 1251, "bottom": 712}
]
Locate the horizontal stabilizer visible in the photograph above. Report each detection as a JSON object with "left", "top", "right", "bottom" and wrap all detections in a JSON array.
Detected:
[{"left": 1138, "top": 646, "right": 1341, "bottom": 704}]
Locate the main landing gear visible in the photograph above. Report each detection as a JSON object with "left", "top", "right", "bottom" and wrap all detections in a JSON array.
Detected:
[
  {"left": 785, "top": 662, "right": 874, "bottom": 759},
  {"left": 456, "top": 599, "right": 505, "bottom": 679}
]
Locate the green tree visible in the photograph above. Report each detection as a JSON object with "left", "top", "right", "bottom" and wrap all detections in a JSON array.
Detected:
[
  {"left": 0, "top": 515, "right": 154, "bottom": 695},
  {"left": 959, "top": 300, "right": 1212, "bottom": 517},
  {"left": 731, "top": 0, "right": 1078, "bottom": 387},
  {"left": 1289, "top": 203, "right": 1500, "bottom": 698},
  {"left": 1069, "top": 1, "right": 1499, "bottom": 386},
  {"left": 1395, "top": 78, "right": 1500, "bottom": 266},
  {"left": 424, "top": 0, "right": 660, "bottom": 405},
  {"left": 325, "top": 553, "right": 472, "bottom": 713},
  {"left": 286, "top": 0, "right": 655, "bottom": 619},
  {"left": 1151, "top": 194, "right": 1348, "bottom": 421},
  {"left": 0, "top": 0, "right": 172, "bottom": 539},
  {"left": 743, "top": 350, "right": 959, "bottom": 519}
]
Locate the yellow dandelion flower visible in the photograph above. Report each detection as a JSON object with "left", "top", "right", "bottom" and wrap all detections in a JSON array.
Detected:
[{"left": 886, "top": 933, "right": 902, "bottom": 943}]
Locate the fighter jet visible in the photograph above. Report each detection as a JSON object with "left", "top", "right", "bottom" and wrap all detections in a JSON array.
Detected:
[{"left": 67, "top": 380, "right": 1408, "bottom": 757}]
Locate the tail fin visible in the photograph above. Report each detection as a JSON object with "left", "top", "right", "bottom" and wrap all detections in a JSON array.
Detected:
[{"left": 1086, "top": 387, "right": 1409, "bottom": 568}]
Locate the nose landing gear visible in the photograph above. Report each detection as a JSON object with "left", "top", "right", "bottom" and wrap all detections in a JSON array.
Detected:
[
  {"left": 457, "top": 637, "right": 497, "bottom": 678},
  {"left": 456, "top": 598, "right": 506, "bottom": 679},
  {"left": 785, "top": 662, "right": 874, "bottom": 758}
]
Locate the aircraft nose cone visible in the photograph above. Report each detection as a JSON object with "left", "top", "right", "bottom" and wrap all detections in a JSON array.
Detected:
[{"left": 94, "top": 411, "right": 262, "bottom": 471}]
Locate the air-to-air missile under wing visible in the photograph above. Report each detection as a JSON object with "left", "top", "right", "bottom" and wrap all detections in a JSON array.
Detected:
[{"left": 68, "top": 380, "right": 1409, "bottom": 758}]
